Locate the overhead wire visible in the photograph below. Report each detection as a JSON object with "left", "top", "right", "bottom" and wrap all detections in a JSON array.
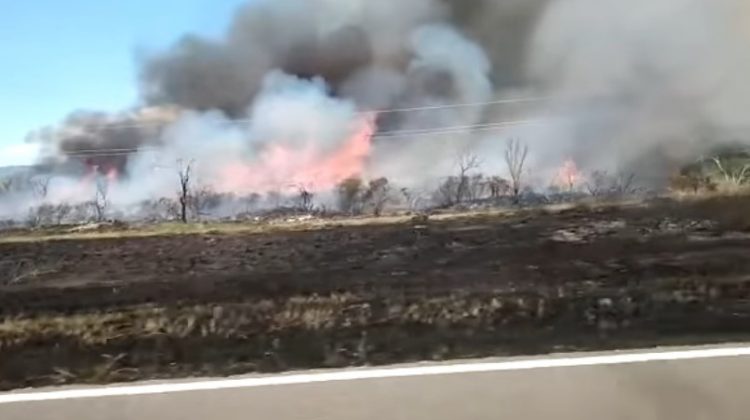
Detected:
[
  {"left": 61, "top": 95, "right": 549, "bottom": 132},
  {"left": 56, "top": 118, "right": 547, "bottom": 158}
]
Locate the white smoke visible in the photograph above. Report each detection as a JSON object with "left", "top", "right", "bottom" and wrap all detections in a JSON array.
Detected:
[
  {"left": 520, "top": 0, "right": 750, "bottom": 183},
  {"left": 368, "top": 24, "right": 493, "bottom": 186},
  {"left": 7, "top": 0, "right": 750, "bottom": 224},
  {"left": 124, "top": 71, "right": 366, "bottom": 200}
]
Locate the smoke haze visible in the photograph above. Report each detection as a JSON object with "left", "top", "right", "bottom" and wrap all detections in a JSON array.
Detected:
[
  {"left": 523, "top": 0, "right": 750, "bottom": 182},
  {"left": 7, "top": 0, "right": 750, "bottom": 219}
]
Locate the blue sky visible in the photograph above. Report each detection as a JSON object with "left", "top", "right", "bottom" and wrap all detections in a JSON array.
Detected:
[{"left": 0, "top": 0, "right": 247, "bottom": 166}]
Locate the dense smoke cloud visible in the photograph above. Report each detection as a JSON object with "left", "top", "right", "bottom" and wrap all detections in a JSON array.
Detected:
[
  {"left": 124, "top": 71, "right": 372, "bottom": 200},
  {"left": 139, "top": 0, "right": 447, "bottom": 116},
  {"left": 520, "top": 0, "right": 750, "bottom": 183},
  {"left": 30, "top": 0, "right": 510, "bottom": 186},
  {"left": 10, "top": 0, "right": 750, "bottom": 221}
]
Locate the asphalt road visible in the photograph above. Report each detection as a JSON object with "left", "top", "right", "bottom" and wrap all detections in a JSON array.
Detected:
[{"left": 1, "top": 345, "right": 749, "bottom": 420}]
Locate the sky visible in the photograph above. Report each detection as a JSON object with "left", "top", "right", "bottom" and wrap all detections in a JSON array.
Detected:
[{"left": 0, "top": 0, "right": 248, "bottom": 166}]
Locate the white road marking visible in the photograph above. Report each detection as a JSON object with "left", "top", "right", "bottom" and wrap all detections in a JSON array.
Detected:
[{"left": 1, "top": 345, "right": 749, "bottom": 404}]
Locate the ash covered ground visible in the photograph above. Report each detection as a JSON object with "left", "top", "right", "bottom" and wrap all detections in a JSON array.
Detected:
[{"left": 1, "top": 196, "right": 750, "bottom": 390}]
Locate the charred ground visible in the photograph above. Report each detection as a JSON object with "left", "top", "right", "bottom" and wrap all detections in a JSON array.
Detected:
[{"left": 1, "top": 196, "right": 750, "bottom": 390}]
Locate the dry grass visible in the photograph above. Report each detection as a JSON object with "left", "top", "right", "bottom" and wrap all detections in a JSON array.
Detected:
[
  {"left": 0, "top": 293, "right": 551, "bottom": 349},
  {"left": 0, "top": 211, "right": 493, "bottom": 244},
  {"left": 1, "top": 192, "right": 747, "bottom": 244},
  {"left": 0, "top": 218, "right": 406, "bottom": 244},
  {"left": 0, "top": 201, "right": 640, "bottom": 244},
  {"left": 664, "top": 192, "right": 750, "bottom": 231},
  {"left": 4, "top": 195, "right": 750, "bottom": 390}
]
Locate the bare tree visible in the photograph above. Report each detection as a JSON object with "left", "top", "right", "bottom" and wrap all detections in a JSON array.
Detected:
[
  {"left": 434, "top": 153, "right": 482, "bottom": 207},
  {"left": 32, "top": 176, "right": 51, "bottom": 200},
  {"left": 504, "top": 137, "right": 529, "bottom": 203},
  {"left": 176, "top": 159, "right": 194, "bottom": 223},
  {"left": 455, "top": 153, "right": 481, "bottom": 204},
  {"left": 434, "top": 177, "right": 461, "bottom": 207},
  {"left": 296, "top": 185, "right": 315, "bottom": 213},
  {"left": 92, "top": 176, "right": 109, "bottom": 222}
]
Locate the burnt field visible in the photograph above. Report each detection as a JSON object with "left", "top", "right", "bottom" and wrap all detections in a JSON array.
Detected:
[{"left": 1, "top": 197, "right": 750, "bottom": 390}]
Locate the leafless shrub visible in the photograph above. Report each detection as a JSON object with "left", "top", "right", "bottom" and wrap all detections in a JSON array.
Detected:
[
  {"left": 337, "top": 177, "right": 363, "bottom": 214},
  {"left": 586, "top": 171, "right": 639, "bottom": 198},
  {"left": 434, "top": 176, "right": 461, "bottom": 207},
  {"left": 70, "top": 202, "right": 94, "bottom": 223},
  {"left": 487, "top": 176, "right": 511, "bottom": 199},
  {"left": 466, "top": 174, "right": 489, "bottom": 201},
  {"left": 504, "top": 137, "right": 529, "bottom": 203},
  {"left": 363, "top": 177, "right": 391, "bottom": 216},
  {"left": 190, "top": 186, "right": 224, "bottom": 219},
  {"left": 26, "top": 203, "right": 73, "bottom": 227},
  {"left": 295, "top": 185, "right": 315, "bottom": 213},
  {"left": 400, "top": 188, "right": 427, "bottom": 212},
  {"left": 148, "top": 198, "right": 180, "bottom": 221},
  {"left": 433, "top": 153, "right": 483, "bottom": 207},
  {"left": 53, "top": 203, "right": 73, "bottom": 224},
  {"left": 26, "top": 205, "right": 53, "bottom": 228},
  {"left": 669, "top": 173, "right": 716, "bottom": 195}
]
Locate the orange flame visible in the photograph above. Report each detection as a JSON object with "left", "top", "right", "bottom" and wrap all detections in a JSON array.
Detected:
[
  {"left": 554, "top": 159, "right": 583, "bottom": 191},
  {"left": 217, "top": 115, "right": 375, "bottom": 194}
]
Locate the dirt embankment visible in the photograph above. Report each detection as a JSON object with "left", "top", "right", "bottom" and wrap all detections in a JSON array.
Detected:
[{"left": 1, "top": 200, "right": 750, "bottom": 390}]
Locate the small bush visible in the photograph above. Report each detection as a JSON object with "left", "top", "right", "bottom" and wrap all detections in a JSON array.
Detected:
[{"left": 337, "top": 177, "right": 363, "bottom": 214}]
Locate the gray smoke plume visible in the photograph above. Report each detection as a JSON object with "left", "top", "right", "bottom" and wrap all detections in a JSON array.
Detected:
[
  {"left": 16, "top": 0, "right": 750, "bottom": 214},
  {"left": 519, "top": 0, "right": 750, "bottom": 184},
  {"left": 31, "top": 0, "right": 516, "bottom": 185},
  {"left": 139, "top": 0, "right": 448, "bottom": 116},
  {"left": 123, "top": 70, "right": 369, "bottom": 201}
]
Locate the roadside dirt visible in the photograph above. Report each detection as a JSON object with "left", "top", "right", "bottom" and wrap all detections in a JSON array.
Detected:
[{"left": 1, "top": 200, "right": 750, "bottom": 390}]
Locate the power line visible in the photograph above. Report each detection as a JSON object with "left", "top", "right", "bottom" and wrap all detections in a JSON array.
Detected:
[
  {"left": 64, "top": 96, "right": 549, "bottom": 132},
  {"left": 374, "top": 119, "right": 540, "bottom": 139},
  {"left": 57, "top": 118, "right": 546, "bottom": 158},
  {"left": 366, "top": 96, "right": 548, "bottom": 115}
]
